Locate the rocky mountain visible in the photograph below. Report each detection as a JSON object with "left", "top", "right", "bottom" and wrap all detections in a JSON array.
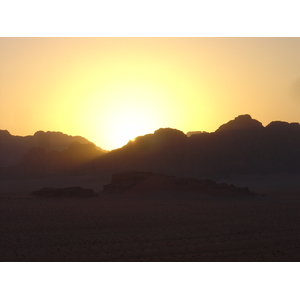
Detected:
[
  {"left": 2, "top": 115, "right": 300, "bottom": 180},
  {"left": 87, "top": 115, "right": 300, "bottom": 180},
  {"left": 0, "top": 130, "right": 107, "bottom": 167}
]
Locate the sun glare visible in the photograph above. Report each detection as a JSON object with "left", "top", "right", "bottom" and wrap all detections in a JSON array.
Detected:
[
  {"left": 80, "top": 80, "right": 173, "bottom": 150},
  {"left": 102, "top": 90, "right": 166, "bottom": 150},
  {"left": 109, "top": 108, "right": 153, "bottom": 148},
  {"left": 2, "top": 38, "right": 300, "bottom": 153}
]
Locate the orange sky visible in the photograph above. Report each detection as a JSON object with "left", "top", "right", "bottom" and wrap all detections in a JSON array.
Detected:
[{"left": 1, "top": 37, "right": 300, "bottom": 150}]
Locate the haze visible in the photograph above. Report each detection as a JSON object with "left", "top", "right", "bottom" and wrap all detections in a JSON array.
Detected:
[{"left": 1, "top": 37, "right": 300, "bottom": 150}]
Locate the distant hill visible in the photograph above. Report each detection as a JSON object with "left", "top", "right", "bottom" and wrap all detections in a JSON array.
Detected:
[
  {"left": 0, "top": 130, "right": 107, "bottom": 167},
  {"left": 1, "top": 141, "right": 105, "bottom": 178}
]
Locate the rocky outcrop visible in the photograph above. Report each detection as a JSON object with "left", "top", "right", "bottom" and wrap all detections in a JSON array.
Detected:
[
  {"left": 103, "top": 171, "right": 255, "bottom": 196},
  {"left": 216, "top": 114, "right": 264, "bottom": 132},
  {"left": 32, "top": 186, "right": 97, "bottom": 197},
  {"left": 103, "top": 171, "right": 154, "bottom": 192}
]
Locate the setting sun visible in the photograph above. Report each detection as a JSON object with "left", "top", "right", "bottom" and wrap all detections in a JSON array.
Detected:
[
  {"left": 106, "top": 107, "right": 152, "bottom": 149},
  {"left": 78, "top": 77, "right": 176, "bottom": 149},
  {"left": 98, "top": 86, "right": 166, "bottom": 149}
]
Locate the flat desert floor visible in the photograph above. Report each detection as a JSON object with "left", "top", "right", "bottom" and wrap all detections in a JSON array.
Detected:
[{"left": 1, "top": 175, "right": 300, "bottom": 262}]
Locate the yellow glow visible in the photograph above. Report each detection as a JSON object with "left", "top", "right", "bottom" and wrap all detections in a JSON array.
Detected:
[
  {"left": 56, "top": 50, "right": 209, "bottom": 150},
  {"left": 1, "top": 38, "right": 300, "bottom": 150},
  {"left": 79, "top": 79, "right": 175, "bottom": 149}
]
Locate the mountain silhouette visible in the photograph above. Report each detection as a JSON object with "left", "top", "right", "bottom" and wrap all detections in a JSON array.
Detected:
[
  {"left": 0, "top": 130, "right": 107, "bottom": 167},
  {"left": 87, "top": 115, "right": 300, "bottom": 180},
  {"left": 1, "top": 115, "right": 300, "bottom": 180}
]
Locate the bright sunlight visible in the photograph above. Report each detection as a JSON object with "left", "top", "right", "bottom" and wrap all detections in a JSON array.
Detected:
[{"left": 80, "top": 79, "right": 173, "bottom": 150}]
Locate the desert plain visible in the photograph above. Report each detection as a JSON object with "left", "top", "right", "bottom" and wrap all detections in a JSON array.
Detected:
[{"left": 1, "top": 173, "right": 300, "bottom": 262}]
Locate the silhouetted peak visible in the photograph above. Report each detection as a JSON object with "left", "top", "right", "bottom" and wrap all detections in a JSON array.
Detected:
[
  {"left": 34, "top": 130, "right": 68, "bottom": 136},
  {"left": 0, "top": 130, "right": 11, "bottom": 138},
  {"left": 153, "top": 128, "right": 186, "bottom": 140},
  {"left": 216, "top": 114, "right": 263, "bottom": 132},
  {"left": 266, "top": 121, "right": 300, "bottom": 130},
  {"left": 33, "top": 130, "right": 76, "bottom": 139},
  {"left": 33, "top": 130, "right": 45, "bottom": 137},
  {"left": 124, "top": 128, "right": 186, "bottom": 152}
]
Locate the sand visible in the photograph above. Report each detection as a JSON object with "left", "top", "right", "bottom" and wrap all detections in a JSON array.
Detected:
[{"left": 0, "top": 175, "right": 300, "bottom": 262}]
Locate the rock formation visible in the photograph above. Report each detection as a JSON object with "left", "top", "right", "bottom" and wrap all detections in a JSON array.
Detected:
[
  {"left": 103, "top": 171, "right": 255, "bottom": 196},
  {"left": 216, "top": 114, "right": 264, "bottom": 132}
]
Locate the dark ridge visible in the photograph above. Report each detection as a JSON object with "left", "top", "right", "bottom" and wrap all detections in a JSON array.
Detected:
[
  {"left": 216, "top": 114, "right": 264, "bottom": 132},
  {"left": 88, "top": 115, "right": 300, "bottom": 180},
  {"left": 0, "top": 130, "right": 11, "bottom": 138},
  {"left": 2, "top": 115, "right": 300, "bottom": 180},
  {"left": 265, "top": 121, "right": 300, "bottom": 131},
  {"left": 0, "top": 130, "right": 107, "bottom": 167},
  {"left": 153, "top": 128, "right": 186, "bottom": 140}
]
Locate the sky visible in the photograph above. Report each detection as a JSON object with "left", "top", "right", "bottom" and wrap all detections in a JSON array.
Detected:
[{"left": 1, "top": 37, "right": 300, "bottom": 150}]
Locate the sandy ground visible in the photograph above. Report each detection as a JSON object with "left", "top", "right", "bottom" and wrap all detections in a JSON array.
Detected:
[{"left": 1, "top": 175, "right": 300, "bottom": 262}]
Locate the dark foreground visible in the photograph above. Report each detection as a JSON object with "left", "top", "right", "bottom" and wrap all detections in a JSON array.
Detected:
[{"left": 1, "top": 179, "right": 300, "bottom": 262}]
